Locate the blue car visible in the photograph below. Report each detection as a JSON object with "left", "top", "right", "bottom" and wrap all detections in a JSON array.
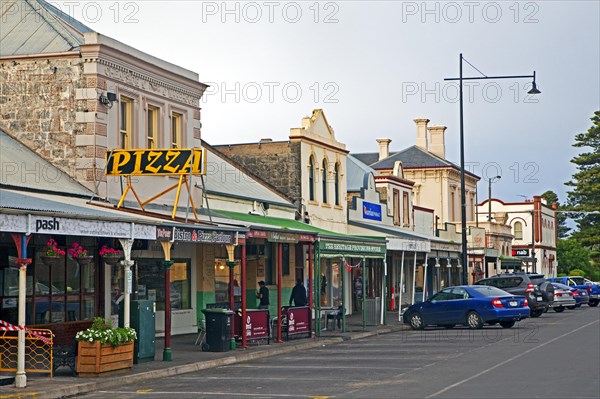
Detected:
[{"left": 402, "top": 285, "right": 530, "bottom": 330}]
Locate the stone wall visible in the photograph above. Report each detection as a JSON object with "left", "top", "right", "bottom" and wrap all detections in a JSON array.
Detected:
[
  {"left": 0, "top": 57, "right": 88, "bottom": 180},
  {"left": 214, "top": 141, "right": 302, "bottom": 201}
]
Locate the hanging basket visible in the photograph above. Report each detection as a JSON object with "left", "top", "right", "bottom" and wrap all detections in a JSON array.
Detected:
[
  {"left": 41, "top": 255, "right": 63, "bottom": 267},
  {"left": 74, "top": 256, "right": 94, "bottom": 267},
  {"left": 102, "top": 256, "right": 122, "bottom": 266}
]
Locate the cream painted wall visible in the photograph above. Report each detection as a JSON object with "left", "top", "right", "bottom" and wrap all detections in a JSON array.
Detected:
[{"left": 293, "top": 111, "right": 348, "bottom": 234}]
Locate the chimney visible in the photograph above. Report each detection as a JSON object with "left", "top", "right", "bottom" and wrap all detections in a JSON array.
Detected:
[
  {"left": 414, "top": 118, "right": 430, "bottom": 150},
  {"left": 376, "top": 138, "right": 392, "bottom": 160},
  {"left": 428, "top": 125, "right": 447, "bottom": 159}
]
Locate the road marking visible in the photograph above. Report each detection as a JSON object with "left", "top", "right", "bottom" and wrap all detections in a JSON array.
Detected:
[
  {"left": 136, "top": 389, "right": 153, "bottom": 392},
  {"left": 425, "top": 319, "right": 599, "bottom": 398}
]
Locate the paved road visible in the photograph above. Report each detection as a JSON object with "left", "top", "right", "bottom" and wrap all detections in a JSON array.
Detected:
[{"left": 81, "top": 307, "right": 599, "bottom": 399}]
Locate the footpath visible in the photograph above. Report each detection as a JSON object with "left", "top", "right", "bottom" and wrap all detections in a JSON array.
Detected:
[{"left": 0, "top": 316, "right": 406, "bottom": 399}]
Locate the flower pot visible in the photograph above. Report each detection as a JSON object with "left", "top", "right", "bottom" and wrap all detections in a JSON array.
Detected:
[
  {"left": 76, "top": 341, "right": 134, "bottom": 377},
  {"left": 102, "top": 256, "right": 122, "bottom": 266},
  {"left": 74, "top": 256, "right": 94, "bottom": 267},
  {"left": 41, "top": 255, "right": 63, "bottom": 267}
]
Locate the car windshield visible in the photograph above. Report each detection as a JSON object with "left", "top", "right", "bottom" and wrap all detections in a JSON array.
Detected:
[
  {"left": 528, "top": 275, "right": 546, "bottom": 285},
  {"left": 552, "top": 282, "right": 571, "bottom": 290},
  {"left": 569, "top": 277, "right": 585, "bottom": 285},
  {"left": 469, "top": 286, "right": 512, "bottom": 297}
]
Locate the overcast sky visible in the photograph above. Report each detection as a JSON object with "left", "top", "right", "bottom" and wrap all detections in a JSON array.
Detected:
[{"left": 54, "top": 1, "right": 599, "bottom": 205}]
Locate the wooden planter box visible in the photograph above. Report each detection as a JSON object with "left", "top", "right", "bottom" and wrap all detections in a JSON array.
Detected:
[{"left": 76, "top": 341, "right": 134, "bottom": 377}]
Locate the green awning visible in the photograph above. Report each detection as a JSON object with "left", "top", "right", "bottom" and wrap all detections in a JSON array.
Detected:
[{"left": 214, "top": 210, "right": 386, "bottom": 258}]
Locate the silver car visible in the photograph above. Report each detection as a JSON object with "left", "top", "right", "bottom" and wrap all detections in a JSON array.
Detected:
[{"left": 550, "top": 283, "right": 576, "bottom": 312}]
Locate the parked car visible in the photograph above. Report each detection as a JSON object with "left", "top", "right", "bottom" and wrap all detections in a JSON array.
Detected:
[
  {"left": 570, "top": 287, "right": 590, "bottom": 308},
  {"left": 547, "top": 276, "right": 599, "bottom": 307},
  {"left": 475, "top": 273, "right": 554, "bottom": 318},
  {"left": 549, "top": 283, "right": 576, "bottom": 312},
  {"left": 402, "top": 285, "right": 530, "bottom": 330}
]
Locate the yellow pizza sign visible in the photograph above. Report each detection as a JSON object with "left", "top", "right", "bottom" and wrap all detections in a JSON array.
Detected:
[{"left": 106, "top": 148, "right": 206, "bottom": 176}]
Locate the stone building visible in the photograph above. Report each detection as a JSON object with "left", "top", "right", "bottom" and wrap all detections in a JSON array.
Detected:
[{"left": 1, "top": 0, "right": 206, "bottom": 205}]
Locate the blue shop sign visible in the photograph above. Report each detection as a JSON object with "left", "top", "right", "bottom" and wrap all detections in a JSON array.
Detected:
[{"left": 362, "top": 202, "right": 382, "bottom": 221}]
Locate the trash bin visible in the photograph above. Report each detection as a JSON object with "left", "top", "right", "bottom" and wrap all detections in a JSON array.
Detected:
[{"left": 201, "top": 308, "right": 233, "bottom": 352}]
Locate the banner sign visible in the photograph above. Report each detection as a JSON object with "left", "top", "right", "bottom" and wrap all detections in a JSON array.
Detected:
[
  {"left": 320, "top": 239, "right": 387, "bottom": 256},
  {"left": 362, "top": 201, "right": 382, "bottom": 221},
  {"left": 234, "top": 309, "right": 270, "bottom": 341},
  {"left": 283, "top": 306, "right": 311, "bottom": 338},
  {"left": 512, "top": 249, "right": 530, "bottom": 257},
  {"left": 158, "top": 226, "right": 236, "bottom": 244},
  {"left": 106, "top": 148, "right": 206, "bottom": 176}
]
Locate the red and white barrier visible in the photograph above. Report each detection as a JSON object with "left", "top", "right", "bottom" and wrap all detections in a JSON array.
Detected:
[{"left": 0, "top": 320, "right": 54, "bottom": 346}]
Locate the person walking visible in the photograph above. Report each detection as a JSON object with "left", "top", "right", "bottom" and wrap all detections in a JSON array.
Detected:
[
  {"left": 289, "top": 278, "right": 307, "bottom": 307},
  {"left": 257, "top": 281, "right": 270, "bottom": 309}
]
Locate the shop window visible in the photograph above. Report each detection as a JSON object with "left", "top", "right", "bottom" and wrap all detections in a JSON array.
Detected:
[
  {"left": 308, "top": 156, "right": 316, "bottom": 201},
  {"left": 514, "top": 221, "right": 523, "bottom": 240},
  {"left": 171, "top": 112, "right": 182, "bottom": 148},
  {"left": 282, "top": 244, "right": 290, "bottom": 276},
  {"left": 334, "top": 163, "right": 340, "bottom": 206},
  {"left": 120, "top": 96, "right": 133, "bottom": 149},
  {"left": 147, "top": 105, "right": 159, "bottom": 148},
  {"left": 134, "top": 259, "right": 191, "bottom": 311},
  {"left": 322, "top": 160, "right": 328, "bottom": 203},
  {"left": 214, "top": 258, "right": 240, "bottom": 305}
]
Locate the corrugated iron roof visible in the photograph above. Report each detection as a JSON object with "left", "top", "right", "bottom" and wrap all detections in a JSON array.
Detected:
[
  {"left": 0, "top": 0, "right": 91, "bottom": 56},
  {"left": 346, "top": 155, "right": 376, "bottom": 192},
  {"left": 0, "top": 129, "right": 93, "bottom": 197}
]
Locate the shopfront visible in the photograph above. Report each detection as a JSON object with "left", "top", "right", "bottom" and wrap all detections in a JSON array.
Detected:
[
  {"left": 315, "top": 237, "right": 387, "bottom": 332},
  {"left": 0, "top": 209, "right": 156, "bottom": 328}
]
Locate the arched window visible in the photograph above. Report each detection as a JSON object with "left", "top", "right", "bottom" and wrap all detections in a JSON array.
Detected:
[
  {"left": 322, "top": 159, "right": 328, "bottom": 203},
  {"left": 308, "top": 156, "right": 315, "bottom": 201},
  {"left": 514, "top": 221, "right": 523, "bottom": 240},
  {"left": 334, "top": 163, "right": 340, "bottom": 206}
]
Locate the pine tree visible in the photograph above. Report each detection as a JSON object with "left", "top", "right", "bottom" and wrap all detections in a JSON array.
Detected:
[{"left": 566, "top": 111, "right": 600, "bottom": 261}]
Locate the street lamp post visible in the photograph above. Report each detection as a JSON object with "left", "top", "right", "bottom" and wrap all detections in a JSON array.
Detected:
[
  {"left": 488, "top": 175, "right": 501, "bottom": 221},
  {"left": 445, "top": 54, "right": 540, "bottom": 283}
]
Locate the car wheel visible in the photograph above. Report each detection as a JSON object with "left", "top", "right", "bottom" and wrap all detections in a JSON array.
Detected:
[
  {"left": 466, "top": 311, "right": 483, "bottom": 329},
  {"left": 500, "top": 321, "right": 515, "bottom": 329},
  {"left": 530, "top": 309, "right": 543, "bottom": 318},
  {"left": 554, "top": 307, "right": 565, "bottom": 313},
  {"left": 409, "top": 312, "right": 424, "bottom": 330},
  {"left": 589, "top": 300, "right": 599, "bottom": 307},
  {"left": 567, "top": 306, "right": 576, "bottom": 310}
]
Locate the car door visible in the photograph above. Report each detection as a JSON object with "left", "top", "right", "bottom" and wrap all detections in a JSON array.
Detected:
[
  {"left": 447, "top": 287, "right": 471, "bottom": 323},
  {"left": 423, "top": 289, "right": 453, "bottom": 325}
]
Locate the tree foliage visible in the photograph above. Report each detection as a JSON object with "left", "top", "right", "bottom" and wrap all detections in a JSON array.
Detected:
[
  {"left": 566, "top": 110, "right": 600, "bottom": 261},
  {"left": 556, "top": 238, "right": 591, "bottom": 275},
  {"left": 540, "top": 190, "right": 570, "bottom": 238}
]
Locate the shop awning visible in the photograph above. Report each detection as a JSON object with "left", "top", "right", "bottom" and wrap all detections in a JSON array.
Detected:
[
  {"left": 212, "top": 210, "right": 386, "bottom": 258},
  {"left": 348, "top": 220, "right": 430, "bottom": 252},
  {"left": 0, "top": 188, "right": 158, "bottom": 239}
]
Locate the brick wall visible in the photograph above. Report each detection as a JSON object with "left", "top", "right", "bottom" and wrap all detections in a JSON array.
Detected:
[
  {"left": 214, "top": 141, "right": 302, "bottom": 200},
  {"left": 0, "top": 57, "right": 87, "bottom": 179}
]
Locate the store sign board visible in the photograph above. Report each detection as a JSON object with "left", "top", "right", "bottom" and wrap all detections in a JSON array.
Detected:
[
  {"left": 29, "top": 215, "right": 156, "bottom": 239},
  {"left": 105, "top": 148, "right": 206, "bottom": 176},
  {"left": 321, "top": 240, "right": 387, "bottom": 255},
  {"left": 169, "top": 227, "right": 236, "bottom": 244},
  {"left": 267, "top": 232, "right": 298, "bottom": 243},
  {"left": 512, "top": 249, "right": 530, "bottom": 257},
  {"left": 362, "top": 201, "right": 382, "bottom": 221}
]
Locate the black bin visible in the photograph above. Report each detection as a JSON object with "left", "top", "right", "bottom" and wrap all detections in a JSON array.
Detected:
[{"left": 201, "top": 308, "right": 233, "bottom": 352}]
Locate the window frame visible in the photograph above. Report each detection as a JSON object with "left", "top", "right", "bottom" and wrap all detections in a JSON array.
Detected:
[
  {"left": 119, "top": 96, "right": 134, "bottom": 149},
  {"left": 322, "top": 159, "right": 328, "bottom": 204},
  {"left": 308, "top": 156, "right": 316, "bottom": 202},
  {"left": 171, "top": 111, "right": 183, "bottom": 149},
  {"left": 147, "top": 105, "right": 159, "bottom": 149}
]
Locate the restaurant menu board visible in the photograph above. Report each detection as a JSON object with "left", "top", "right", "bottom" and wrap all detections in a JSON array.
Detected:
[
  {"left": 284, "top": 306, "right": 311, "bottom": 337},
  {"left": 234, "top": 309, "right": 270, "bottom": 341}
]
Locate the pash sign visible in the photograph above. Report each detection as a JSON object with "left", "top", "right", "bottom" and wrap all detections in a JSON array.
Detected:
[{"left": 106, "top": 148, "right": 206, "bottom": 176}]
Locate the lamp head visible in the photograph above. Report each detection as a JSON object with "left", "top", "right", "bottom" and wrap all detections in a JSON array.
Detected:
[
  {"left": 528, "top": 72, "right": 541, "bottom": 95},
  {"left": 528, "top": 81, "right": 541, "bottom": 95}
]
